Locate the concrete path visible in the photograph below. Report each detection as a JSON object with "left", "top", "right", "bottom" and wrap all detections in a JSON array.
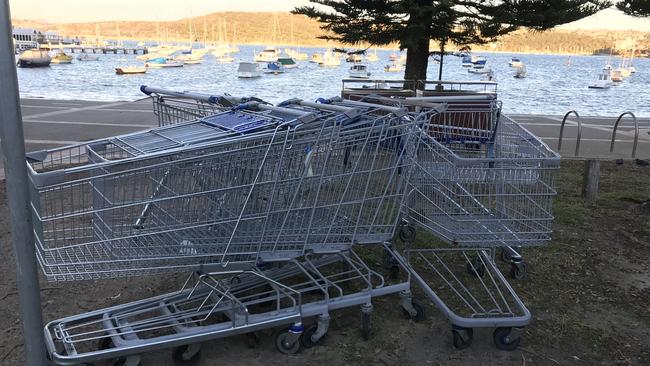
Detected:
[{"left": 1, "top": 99, "right": 648, "bottom": 179}]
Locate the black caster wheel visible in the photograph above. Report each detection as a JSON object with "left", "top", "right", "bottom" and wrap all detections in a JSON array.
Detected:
[
  {"left": 361, "top": 312, "right": 371, "bottom": 341},
  {"left": 509, "top": 261, "right": 528, "bottom": 280},
  {"left": 452, "top": 327, "right": 473, "bottom": 350},
  {"left": 245, "top": 332, "right": 260, "bottom": 349},
  {"left": 402, "top": 301, "right": 425, "bottom": 322},
  {"left": 275, "top": 330, "right": 301, "bottom": 354},
  {"left": 172, "top": 344, "right": 201, "bottom": 366},
  {"left": 493, "top": 327, "right": 522, "bottom": 351},
  {"left": 300, "top": 324, "right": 325, "bottom": 348},
  {"left": 398, "top": 225, "right": 416, "bottom": 242},
  {"left": 466, "top": 258, "right": 485, "bottom": 278}
]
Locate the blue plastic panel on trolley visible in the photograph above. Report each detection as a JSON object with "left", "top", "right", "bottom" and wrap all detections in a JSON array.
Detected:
[{"left": 201, "top": 112, "right": 275, "bottom": 134}]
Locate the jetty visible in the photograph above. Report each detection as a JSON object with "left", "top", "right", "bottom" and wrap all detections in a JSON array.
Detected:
[{"left": 43, "top": 43, "right": 148, "bottom": 54}]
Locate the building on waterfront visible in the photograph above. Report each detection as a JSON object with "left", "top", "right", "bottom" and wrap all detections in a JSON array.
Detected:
[{"left": 12, "top": 27, "right": 40, "bottom": 50}]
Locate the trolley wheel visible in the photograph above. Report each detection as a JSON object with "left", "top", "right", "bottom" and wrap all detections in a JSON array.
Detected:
[
  {"left": 245, "top": 332, "right": 260, "bottom": 349},
  {"left": 466, "top": 258, "right": 485, "bottom": 278},
  {"left": 402, "top": 300, "right": 426, "bottom": 322},
  {"left": 361, "top": 312, "right": 371, "bottom": 341},
  {"left": 275, "top": 330, "right": 301, "bottom": 355},
  {"left": 493, "top": 327, "right": 522, "bottom": 351},
  {"left": 452, "top": 327, "right": 473, "bottom": 350},
  {"left": 300, "top": 324, "right": 325, "bottom": 348},
  {"left": 509, "top": 262, "right": 528, "bottom": 280},
  {"left": 171, "top": 344, "right": 202, "bottom": 366},
  {"left": 398, "top": 225, "right": 416, "bottom": 242}
]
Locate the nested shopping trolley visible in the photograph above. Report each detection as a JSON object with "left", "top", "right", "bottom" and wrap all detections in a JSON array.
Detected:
[
  {"left": 29, "top": 93, "right": 437, "bottom": 365},
  {"left": 335, "top": 95, "right": 560, "bottom": 350}
]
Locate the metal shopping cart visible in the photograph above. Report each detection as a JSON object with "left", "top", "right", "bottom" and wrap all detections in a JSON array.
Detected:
[
  {"left": 31, "top": 94, "right": 436, "bottom": 365},
  {"left": 329, "top": 95, "right": 560, "bottom": 350},
  {"left": 140, "top": 85, "right": 250, "bottom": 126}
]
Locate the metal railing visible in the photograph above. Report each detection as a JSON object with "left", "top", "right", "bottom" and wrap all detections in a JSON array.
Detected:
[
  {"left": 557, "top": 110, "right": 582, "bottom": 157},
  {"left": 610, "top": 112, "right": 639, "bottom": 158}
]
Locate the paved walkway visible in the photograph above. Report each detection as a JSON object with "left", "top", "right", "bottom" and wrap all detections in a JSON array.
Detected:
[{"left": 0, "top": 99, "right": 648, "bottom": 178}]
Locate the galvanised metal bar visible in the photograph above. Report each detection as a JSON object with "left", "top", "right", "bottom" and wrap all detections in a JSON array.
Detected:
[{"left": 0, "top": 1, "right": 47, "bottom": 365}]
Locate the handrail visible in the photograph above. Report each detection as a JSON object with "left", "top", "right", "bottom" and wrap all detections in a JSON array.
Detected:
[
  {"left": 558, "top": 110, "right": 582, "bottom": 156},
  {"left": 610, "top": 111, "right": 639, "bottom": 158}
]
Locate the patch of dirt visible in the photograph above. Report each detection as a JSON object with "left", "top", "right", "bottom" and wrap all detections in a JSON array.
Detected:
[{"left": 0, "top": 161, "right": 649, "bottom": 365}]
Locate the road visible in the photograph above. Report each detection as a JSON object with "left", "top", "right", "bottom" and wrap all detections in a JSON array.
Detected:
[{"left": 0, "top": 99, "right": 648, "bottom": 178}]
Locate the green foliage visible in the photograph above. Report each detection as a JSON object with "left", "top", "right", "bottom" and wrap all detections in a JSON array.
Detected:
[{"left": 617, "top": 0, "right": 650, "bottom": 17}]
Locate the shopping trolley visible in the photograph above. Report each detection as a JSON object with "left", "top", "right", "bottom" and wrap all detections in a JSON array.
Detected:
[
  {"left": 140, "top": 85, "right": 250, "bottom": 126},
  {"left": 329, "top": 95, "right": 560, "bottom": 350},
  {"left": 32, "top": 95, "right": 437, "bottom": 365}
]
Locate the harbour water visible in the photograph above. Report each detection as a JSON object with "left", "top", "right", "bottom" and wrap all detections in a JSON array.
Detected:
[{"left": 16, "top": 45, "right": 650, "bottom": 117}]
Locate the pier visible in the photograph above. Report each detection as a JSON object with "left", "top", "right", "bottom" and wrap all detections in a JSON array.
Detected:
[{"left": 43, "top": 43, "right": 148, "bottom": 54}]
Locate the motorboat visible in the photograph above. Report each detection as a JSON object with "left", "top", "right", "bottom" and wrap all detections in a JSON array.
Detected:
[
  {"left": 254, "top": 46, "right": 280, "bottom": 62},
  {"left": 285, "top": 48, "right": 308, "bottom": 61},
  {"left": 388, "top": 53, "right": 399, "bottom": 61},
  {"left": 471, "top": 55, "right": 487, "bottom": 66},
  {"left": 588, "top": 68, "right": 613, "bottom": 89},
  {"left": 509, "top": 57, "right": 523, "bottom": 67},
  {"left": 237, "top": 62, "right": 262, "bottom": 78},
  {"left": 115, "top": 66, "right": 147, "bottom": 75},
  {"left": 461, "top": 56, "right": 472, "bottom": 67},
  {"left": 514, "top": 65, "right": 527, "bottom": 78},
  {"left": 216, "top": 54, "right": 235, "bottom": 63},
  {"left": 174, "top": 53, "right": 203, "bottom": 65},
  {"left": 77, "top": 53, "right": 99, "bottom": 61},
  {"left": 263, "top": 61, "right": 285, "bottom": 74},
  {"left": 277, "top": 54, "right": 298, "bottom": 69},
  {"left": 51, "top": 51, "right": 73, "bottom": 64},
  {"left": 384, "top": 61, "right": 403, "bottom": 72},
  {"left": 618, "top": 67, "right": 631, "bottom": 78},
  {"left": 468, "top": 65, "right": 492, "bottom": 74},
  {"left": 349, "top": 64, "right": 371, "bottom": 78},
  {"left": 366, "top": 49, "right": 379, "bottom": 62},
  {"left": 17, "top": 48, "right": 51, "bottom": 67},
  {"left": 145, "top": 57, "right": 184, "bottom": 68}
]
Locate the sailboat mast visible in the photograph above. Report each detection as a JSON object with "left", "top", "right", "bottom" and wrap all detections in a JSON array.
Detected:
[
  {"left": 224, "top": 19, "right": 229, "bottom": 46},
  {"left": 290, "top": 14, "right": 294, "bottom": 46}
]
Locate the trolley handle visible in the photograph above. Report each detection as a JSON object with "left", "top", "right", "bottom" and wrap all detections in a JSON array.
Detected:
[{"left": 140, "top": 85, "right": 241, "bottom": 105}]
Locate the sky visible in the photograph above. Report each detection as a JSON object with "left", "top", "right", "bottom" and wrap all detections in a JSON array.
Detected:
[{"left": 9, "top": 0, "right": 650, "bottom": 31}]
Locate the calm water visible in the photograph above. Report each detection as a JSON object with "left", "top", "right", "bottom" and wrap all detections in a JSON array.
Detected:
[{"left": 16, "top": 45, "right": 650, "bottom": 117}]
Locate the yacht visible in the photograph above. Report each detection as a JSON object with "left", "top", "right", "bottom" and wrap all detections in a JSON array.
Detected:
[
  {"left": 384, "top": 61, "right": 403, "bottom": 72},
  {"left": 346, "top": 53, "right": 363, "bottom": 63},
  {"left": 277, "top": 54, "right": 298, "bottom": 69},
  {"left": 588, "top": 68, "right": 613, "bottom": 89},
  {"left": 319, "top": 50, "right": 340, "bottom": 67},
  {"left": 17, "top": 48, "right": 51, "bottom": 67},
  {"left": 513, "top": 65, "right": 527, "bottom": 78},
  {"left": 77, "top": 53, "right": 99, "bottom": 61},
  {"left": 263, "top": 61, "right": 285, "bottom": 74},
  {"left": 509, "top": 57, "right": 523, "bottom": 67},
  {"left": 254, "top": 46, "right": 280, "bottom": 62},
  {"left": 50, "top": 51, "right": 73, "bottom": 64},
  {"left": 461, "top": 56, "right": 472, "bottom": 67}
]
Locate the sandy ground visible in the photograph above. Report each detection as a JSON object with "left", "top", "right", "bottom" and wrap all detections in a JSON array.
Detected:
[{"left": 0, "top": 160, "right": 648, "bottom": 365}]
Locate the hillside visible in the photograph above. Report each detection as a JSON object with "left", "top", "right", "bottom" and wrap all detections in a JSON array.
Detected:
[{"left": 12, "top": 12, "right": 650, "bottom": 55}]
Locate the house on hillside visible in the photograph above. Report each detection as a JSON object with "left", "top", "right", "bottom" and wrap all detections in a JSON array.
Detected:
[{"left": 12, "top": 27, "right": 41, "bottom": 51}]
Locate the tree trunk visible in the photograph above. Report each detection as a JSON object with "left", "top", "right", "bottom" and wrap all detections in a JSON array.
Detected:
[
  {"left": 438, "top": 42, "right": 445, "bottom": 80},
  {"left": 403, "top": 37, "right": 430, "bottom": 85}
]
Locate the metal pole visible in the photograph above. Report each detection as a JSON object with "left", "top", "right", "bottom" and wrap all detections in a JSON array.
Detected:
[{"left": 0, "top": 1, "right": 48, "bottom": 365}]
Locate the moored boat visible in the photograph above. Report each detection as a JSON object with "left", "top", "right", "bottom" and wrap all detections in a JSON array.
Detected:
[
  {"left": 17, "top": 48, "right": 51, "bottom": 67},
  {"left": 263, "top": 61, "right": 285, "bottom": 74},
  {"left": 51, "top": 51, "right": 73, "bottom": 64},
  {"left": 509, "top": 57, "right": 523, "bottom": 67},
  {"left": 237, "top": 62, "right": 262, "bottom": 78},
  {"left": 115, "top": 66, "right": 147, "bottom": 75},
  {"left": 384, "top": 61, "right": 403, "bottom": 72},
  {"left": 588, "top": 68, "right": 613, "bottom": 89},
  {"left": 461, "top": 56, "right": 472, "bottom": 67},
  {"left": 77, "top": 53, "right": 100, "bottom": 61},
  {"left": 277, "top": 54, "right": 298, "bottom": 69},
  {"left": 145, "top": 58, "right": 184, "bottom": 68},
  {"left": 254, "top": 46, "right": 280, "bottom": 62},
  {"left": 514, "top": 65, "right": 527, "bottom": 78},
  {"left": 349, "top": 64, "right": 371, "bottom": 78}
]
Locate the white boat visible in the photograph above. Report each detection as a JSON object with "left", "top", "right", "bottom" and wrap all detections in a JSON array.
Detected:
[
  {"left": 618, "top": 67, "right": 631, "bottom": 78},
  {"left": 610, "top": 69, "right": 623, "bottom": 82},
  {"left": 237, "top": 62, "right": 262, "bottom": 78},
  {"left": 588, "top": 69, "right": 613, "bottom": 89},
  {"left": 514, "top": 65, "right": 527, "bottom": 78},
  {"left": 471, "top": 55, "right": 487, "bottom": 64},
  {"left": 509, "top": 57, "right": 523, "bottom": 67},
  {"left": 174, "top": 53, "right": 203, "bottom": 65},
  {"left": 115, "top": 66, "right": 147, "bottom": 75},
  {"left": 310, "top": 53, "right": 323, "bottom": 63},
  {"left": 17, "top": 48, "right": 51, "bottom": 67},
  {"left": 468, "top": 66, "right": 492, "bottom": 74},
  {"left": 145, "top": 58, "right": 184, "bottom": 68},
  {"left": 388, "top": 53, "right": 399, "bottom": 61},
  {"left": 263, "top": 61, "right": 285, "bottom": 74},
  {"left": 319, "top": 50, "right": 340, "bottom": 67},
  {"left": 77, "top": 53, "right": 99, "bottom": 61},
  {"left": 346, "top": 53, "right": 363, "bottom": 63},
  {"left": 349, "top": 64, "right": 371, "bottom": 78},
  {"left": 461, "top": 56, "right": 472, "bottom": 67},
  {"left": 254, "top": 46, "right": 280, "bottom": 62},
  {"left": 384, "top": 61, "right": 403, "bottom": 72}
]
